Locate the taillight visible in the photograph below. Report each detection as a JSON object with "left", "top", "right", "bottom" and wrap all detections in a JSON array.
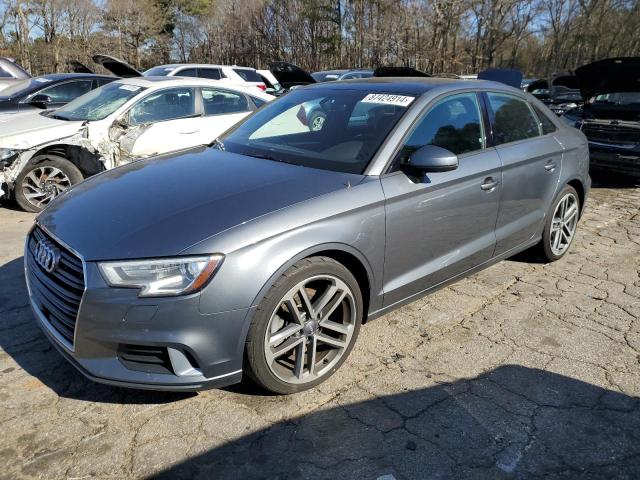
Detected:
[{"left": 257, "top": 84, "right": 267, "bottom": 91}]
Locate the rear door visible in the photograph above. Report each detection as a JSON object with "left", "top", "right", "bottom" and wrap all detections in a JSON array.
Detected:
[
  {"left": 198, "top": 86, "right": 254, "bottom": 143},
  {"left": 484, "top": 92, "right": 562, "bottom": 255},
  {"left": 381, "top": 92, "right": 502, "bottom": 307}
]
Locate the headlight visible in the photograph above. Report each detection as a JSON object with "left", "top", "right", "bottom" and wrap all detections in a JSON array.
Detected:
[
  {"left": 98, "top": 255, "right": 224, "bottom": 297},
  {"left": 0, "top": 148, "right": 19, "bottom": 161}
]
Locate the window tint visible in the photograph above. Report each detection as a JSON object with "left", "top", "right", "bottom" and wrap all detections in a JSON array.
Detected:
[
  {"left": 95, "top": 77, "right": 116, "bottom": 87},
  {"left": 129, "top": 87, "right": 196, "bottom": 125},
  {"left": 533, "top": 106, "right": 557, "bottom": 135},
  {"left": 232, "top": 68, "right": 262, "bottom": 82},
  {"left": 38, "top": 80, "right": 93, "bottom": 103},
  {"left": 177, "top": 68, "right": 198, "bottom": 78},
  {"left": 202, "top": 88, "right": 249, "bottom": 115},
  {"left": 399, "top": 92, "right": 484, "bottom": 160},
  {"left": 0, "top": 67, "right": 10, "bottom": 78},
  {"left": 487, "top": 93, "right": 540, "bottom": 145},
  {"left": 199, "top": 68, "right": 222, "bottom": 80}
]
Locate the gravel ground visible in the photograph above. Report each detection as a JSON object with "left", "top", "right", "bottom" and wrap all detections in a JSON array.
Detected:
[{"left": 0, "top": 175, "right": 639, "bottom": 480}]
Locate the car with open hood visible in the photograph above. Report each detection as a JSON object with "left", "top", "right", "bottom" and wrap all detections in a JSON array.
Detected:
[
  {"left": 0, "top": 57, "right": 31, "bottom": 93},
  {"left": 563, "top": 57, "right": 640, "bottom": 178},
  {"left": 0, "top": 76, "right": 273, "bottom": 211},
  {"left": 525, "top": 75, "right": 582, "bottom": 116},
  {"left": 26, "top": 77, "right": 590, "bottom": 394}
]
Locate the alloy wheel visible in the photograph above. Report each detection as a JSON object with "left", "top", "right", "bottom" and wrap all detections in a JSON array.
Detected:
[
  {"left": 21, "top": 166, "right": 71, "bottom": 209},
  {"left": 263, "top": 274, "right": 356, "bottom": 385},
  {"left": 550, "top": 192, "right": 579, "bottom": 256}
]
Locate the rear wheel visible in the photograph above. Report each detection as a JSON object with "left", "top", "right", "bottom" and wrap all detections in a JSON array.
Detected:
[
  {"left": 14, "top": 154, "right": 83, "bottom": 212},
  {"left": 538, "top": 185, "right": 580, "bottom": 262},
  {"left": 245, "top": 257, "right": 363, "bottom": 394}
]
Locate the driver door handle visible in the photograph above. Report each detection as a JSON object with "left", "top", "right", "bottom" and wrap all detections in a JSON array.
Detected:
[{"left": 480, "top": 177, "right": 498, "bottom": 191}]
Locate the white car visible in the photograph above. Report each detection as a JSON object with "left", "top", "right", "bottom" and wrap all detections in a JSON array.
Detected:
[
  {"left": 0, "top": 76, "right": 273, "bottom": 211},
  {"left": 144, "top": 63, "right": 268, "bottom": 91}
]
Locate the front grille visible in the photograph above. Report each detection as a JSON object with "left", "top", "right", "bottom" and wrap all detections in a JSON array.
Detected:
[
  {"left": 582, "top": 123, "right": 640, "bottom": 146},
  {"left": 118, "top": 345, "right": 174, "bottom": 375},
  {"left": 26, "top": 226, "right": 85, "bottom": 348}
]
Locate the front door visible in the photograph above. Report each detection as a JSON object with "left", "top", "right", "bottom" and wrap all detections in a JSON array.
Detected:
[{"left": 381, "top": 92, "right": 502, "bottom": 307}]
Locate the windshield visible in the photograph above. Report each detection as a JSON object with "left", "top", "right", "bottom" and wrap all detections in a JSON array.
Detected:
[
  {"left": 219, "top": 89, "right": 414, "bottom": 174},
  {"left": 593, "top": 92, "right": 640, "bottom": 105},
  {"left": 55, "top": 82, "right": 146, "bottom": 121},
  {"left": 0, "top": 77, "right": 54, "bottom": 98},
  {"left": 144, "top": 66, "right": 176, "bottom": 76}
]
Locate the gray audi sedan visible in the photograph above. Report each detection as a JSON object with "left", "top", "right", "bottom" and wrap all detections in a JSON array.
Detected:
[{"left": 26, "top": 78, "right": 590, "bottom": 394}]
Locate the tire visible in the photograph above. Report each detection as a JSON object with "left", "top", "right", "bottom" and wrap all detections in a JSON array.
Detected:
[
  {"left": 536, "top": 184, "right": 580, "bottom": 262},
  {"left": 14, "top": 154, "right": 83, "bottom": 213},
  {"left": 245, "top": 256, "right": 363, "bottom": 394},
  {"left": 308, "top": 110, "right": 326, "bottom": 131}
]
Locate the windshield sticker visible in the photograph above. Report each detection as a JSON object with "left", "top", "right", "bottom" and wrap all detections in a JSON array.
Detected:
[
  {"left": 34, "top": 78, "right": 52, "bottom": 83},
  {"left": 119, "top": 85, "right": 141, "bottom": 92},
  {"left": 361, "top": 93, "right": 415, "bottom": 107}
]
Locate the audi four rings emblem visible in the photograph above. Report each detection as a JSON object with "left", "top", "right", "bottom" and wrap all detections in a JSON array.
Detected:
[{"left": 34, "top": 240, "right": 60, "bottom": 273}]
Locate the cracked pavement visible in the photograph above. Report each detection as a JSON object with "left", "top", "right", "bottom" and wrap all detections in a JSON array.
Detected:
[{"left": 1, "top": 176, "right": 639, "bottom": 479}]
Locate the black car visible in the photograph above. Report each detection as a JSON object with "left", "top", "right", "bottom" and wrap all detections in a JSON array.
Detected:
[
  {"left": 0, "top": 73, "right": 116, "bottom": 114},
  {"left": 526, "top": 75, "right": 582, "bottom": 116},
  {"left": 564, "top": 57, "right": 640, "bottom": 178}
]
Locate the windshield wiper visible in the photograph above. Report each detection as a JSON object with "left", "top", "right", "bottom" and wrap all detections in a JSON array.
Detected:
[{"left": 245, "top": 152, "right": 300, "bottom": 166}]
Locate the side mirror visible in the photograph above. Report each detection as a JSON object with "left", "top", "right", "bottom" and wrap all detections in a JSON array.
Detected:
[
  {"left": 29, "top": 94, "right": 52, "bottom": 109},
  {"left": 405, "top": 144, "right": 459, "bottom": 174}
]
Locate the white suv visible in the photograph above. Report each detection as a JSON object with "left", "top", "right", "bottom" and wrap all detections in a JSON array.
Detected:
[{"left": 144, "top": 64, "right": 267, "bottom": 92}]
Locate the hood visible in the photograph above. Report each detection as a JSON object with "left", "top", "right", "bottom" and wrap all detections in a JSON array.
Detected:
[
  {"left": 373, "top": 66, "right": 430, "bottom": 78},
  {"left": 0, "top": 111, "right": 83, "bottom": 149},
  {"left": 478, "top": 68, "right": 523, "bottom": 89},
  {"left": 575, "top": 57, "right": 640, "bottom": 99},
  {"left": 38, "top": 149, "right": 361, "bottom": 261},
  {"left": 92, "top": 54, "right": 141, "bottom": 78},
  {"left": 526, "top": 79, "right": 548, "bottom": 93},
  {"left": 269, "top": 62, "right": 316, "bottom": 89}
]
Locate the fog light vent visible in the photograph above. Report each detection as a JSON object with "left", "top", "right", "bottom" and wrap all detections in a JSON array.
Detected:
[{"left": 118, "top": 344, "right": 173, "bottom": 375}]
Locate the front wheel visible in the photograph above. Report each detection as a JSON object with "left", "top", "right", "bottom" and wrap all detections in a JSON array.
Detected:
[
  {"left": 14, "top": 154, "right": 83, "bottom": 212},
  {"left": 538, "top": 185, "right": 580, "bottom": 262},
  {"left": 245, "top": 257, "right": 363, "bottom": 394}
]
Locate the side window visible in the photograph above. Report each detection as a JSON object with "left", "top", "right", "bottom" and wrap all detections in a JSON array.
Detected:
[
  {"left": 399, "top": 92, "right": 484, "bottom": 160},
  {"left": 202, "top": 88, "right": 249, "bottom": 115},
  {"left": 176, "top": 68, "right": 198, "bottom": 78},
  {"left": 533, "top": 105, "right": 557, "bottom": 135},
  {"left": 0, "top": 67, "right": 11, "bottom": 78},
  {"left": 199, "top": 68, "right": 222, "bottom": 80},
  {"left": 95, "top": 78, "right": 116, "bottom": 87},
  {"left": 128, "top": 87, "right": 196, "bottom": 125},
  {"left": 251, "top": 96, "right": 267, "bottom": 108},
  {"left": 486, "top": 93, "right": 540, "bottom": 145},
  {"left": 38, "top": 80, "right": 93, "bottom": 103}
]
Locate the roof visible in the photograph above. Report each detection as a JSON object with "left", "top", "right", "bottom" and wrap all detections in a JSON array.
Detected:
[
  {"left": 112, "top": 76, "right": 275, "bottom": 98},
  {"left": 299, "top": 77, "right": 519, "bottom": 95},
  {"left": 148, "top": 64, "right": 255, "bottom": 70},
  {"left": 34, "top": 73, "right": 114, "bottom": 81}
]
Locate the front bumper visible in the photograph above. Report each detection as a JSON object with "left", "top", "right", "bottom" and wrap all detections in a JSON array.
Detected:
[
  {"left": 589, "top": 145, "right": 640, "bottom": 177},
  {"left": 26, "top": 235, "right": 252, "bottom": 391}
]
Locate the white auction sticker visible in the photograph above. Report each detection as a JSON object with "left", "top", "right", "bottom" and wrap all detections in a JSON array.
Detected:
[
  {"left": 119, "top": 85, "right": 141, "bottom": 92},
  {"left": 34, "top": 78, "right": 52, "bottom": 83},
  {"left": 361, "top": 93, "right": 415, "bottom": 107}
]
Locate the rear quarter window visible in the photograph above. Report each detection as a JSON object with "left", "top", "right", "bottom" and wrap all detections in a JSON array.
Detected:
[
  {"left": 533, "top": 105, "right": 558, "bottom": 135},
  {"left": 233, "top": 68, "right": 262, "bottom": 82}
]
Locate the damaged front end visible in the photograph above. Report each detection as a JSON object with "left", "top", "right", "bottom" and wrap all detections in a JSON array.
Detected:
[{"left": 0, "top": 147, "right": 34, "bottom": 199}]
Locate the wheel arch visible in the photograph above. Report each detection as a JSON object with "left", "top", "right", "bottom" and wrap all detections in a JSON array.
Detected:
[
  {"left": 251, "top": 242, "right": 376, "bottom": 322},
  {"left": 30, "top": 143, "right": 104, "bottom": 178},
  {"left": 566, "top": 178, "right": 585, "bottom": 218}
]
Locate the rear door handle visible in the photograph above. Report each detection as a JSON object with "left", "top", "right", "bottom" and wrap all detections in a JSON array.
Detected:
[
  {"left": 480, "top": 177, "right": 498, "bottom": 191},
  {"left": 544, "top": 160, "right": 556, "bottom": 172}
]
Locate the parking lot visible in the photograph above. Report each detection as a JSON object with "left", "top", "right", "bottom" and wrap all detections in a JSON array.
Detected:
[{"left": 1, "top": 174, "right": 639, "bottom": 479}]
